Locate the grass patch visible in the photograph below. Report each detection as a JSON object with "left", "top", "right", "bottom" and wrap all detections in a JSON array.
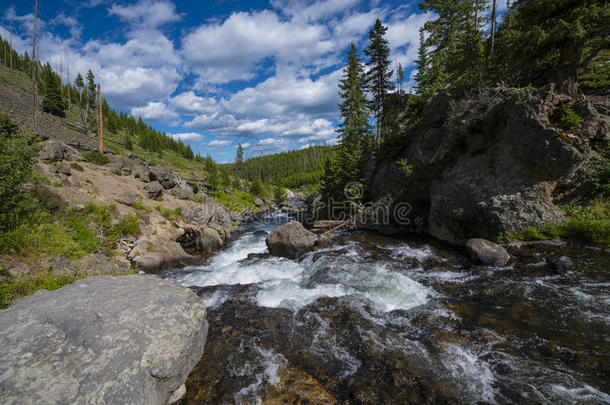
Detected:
[
  {"left": 502, "top": 199, "right": 610, "bottom": 246},
  {"left": 0, "top": 272, "right": 84, "bottom": 310},
  {"left": 213, "top": 189, "right": 257, "bottom": 211},
  {"left": 83, "top": 151, "right": 110, "bottom": 166},
  {"left": 155, "top": 205, "right": 181, "bottom": 220},
  {"left": 0, "top": 199, "right": 141, "bottom": 260},
  {"left": 70, "top": 162, "right": 84, "bottom": 171}
]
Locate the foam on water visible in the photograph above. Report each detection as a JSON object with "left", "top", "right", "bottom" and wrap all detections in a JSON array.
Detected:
[
  {"left": 441, "top": 343, "right": 497, "bottom": 403},
  {"left": 170, "top": 219, "right": 432, "bottom": 313}
]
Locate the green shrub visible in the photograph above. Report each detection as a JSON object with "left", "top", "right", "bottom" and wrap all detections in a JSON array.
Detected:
[
  {"left": 0, "top": 272, "right": 83, "bottom": 309},
  {"left": 125, "top": 135, "right": 133, "bottom": 151},
  {"left": 250, "top": 177, "right": 265, "bottom": 196},
  {"left": 548, "top": 218, "right": 610, "bottom": 246},
  {"left": 70, "top": 162, "right": 84, "bottom": 171},
  {"left": 155, "top": 205, "right": 180, "bottom": 220},
  {"left": 115, "top": 215, "right": 141, "bottom": 237},
  {"left": 84, "top": 151, "right": 110, "bottom": 165},
  {"left": 0, "top": 113, "right": 39, "bottom": 232},
  {"left": 559, "top": 109, "right": 582, "bottom": 129},
  {"left": 273, "top": 186, "right": 287, "bottom": 205}
]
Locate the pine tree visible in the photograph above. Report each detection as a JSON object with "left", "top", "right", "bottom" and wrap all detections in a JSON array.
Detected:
[
  {"left": 75, "top": 73, "right": 84, "bottom": 104},
  {"left": 415, "top": 28, "right": 434, "bottom": 98},
  {"left": 321, "top": 44, "right": 371, "bottom": 203},
  {"left": 364, "top": 19, "right": 394, "bottom": 146},
  {"left": 235, "top": 143, "right": 244, "bottom": 172},
  {"left": 491, "top": 0, "right": 609, "bottom": 88},
  {"left": 41, "top": 63, "right": 67, "bottom": 116}
]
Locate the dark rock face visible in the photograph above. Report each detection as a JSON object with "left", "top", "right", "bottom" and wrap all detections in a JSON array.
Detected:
[
  {"left": 371, "top": 86, "right": 607, "bottom": 244},
  {"left": 0, "top": 275, "right": 208, "bottom": 405},
  {"left": 266, "top": 221, "right": 318, "bottom": 259},
  {"left": 145, "top": 181, "right": 164, "bottom": 199},
  {"left": 466, "top": 238, "right": 510, "bottom": 266},
  {"left": 39, "top": 139, "right": 66, "bottom": 161},
  {"left": 149, "top": 165, "right": 176, "bottom": 189}
]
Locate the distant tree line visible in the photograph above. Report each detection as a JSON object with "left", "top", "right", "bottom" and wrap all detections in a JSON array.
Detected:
[{"left": 234, "top": 145, "right": 336, "bottom": 189}]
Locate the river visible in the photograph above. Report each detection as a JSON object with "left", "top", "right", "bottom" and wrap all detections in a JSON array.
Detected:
[{"left": 162, "top": 211, "right": 610, "bottom": 404}]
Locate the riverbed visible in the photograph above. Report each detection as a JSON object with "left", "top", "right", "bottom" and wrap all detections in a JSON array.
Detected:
[{"left": 162, "top": 212, "right": 610, "bottom": 404}]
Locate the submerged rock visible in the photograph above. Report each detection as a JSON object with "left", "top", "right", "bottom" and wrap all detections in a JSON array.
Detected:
[
  {"left": 0, "top": 275, "right": 208, "bottom": 405},
  {"left": 466, "top": 238, "right": 510, "bottom": 266},
  {"left": 266, "top": 221, "right": 318, "bottom": 259}
]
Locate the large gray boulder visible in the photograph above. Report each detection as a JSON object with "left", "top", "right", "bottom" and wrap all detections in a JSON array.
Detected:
[
  {"left": 466, "top": 238, "right": 510, "bottom": 266},
  {"left": 0, "top": 275, "right": 208, "bottom": 405},
  {"left": 39, "top": 139, "right": 66, "bottom": 162},
  {"left": 266, "top": 221, "right": 318, "bottom": 259},
  {"left": 149, "top": 165, "right": 176, "bottom": 189}
]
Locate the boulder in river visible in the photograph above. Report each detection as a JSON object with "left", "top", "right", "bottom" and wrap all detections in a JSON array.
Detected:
[
  {"left": 266, "top": 221, "right": 318, "bottom": 259},
  {"left": 0, "top": 275, "right": 208, "bottom": 405},
  {"left": 466, "top": 238, "right": 510, "bottom": 266}
]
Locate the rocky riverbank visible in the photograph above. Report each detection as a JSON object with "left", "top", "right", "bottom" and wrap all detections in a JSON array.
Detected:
[{"left": 367, "top": 85, "right": 608, "bottom": 245}]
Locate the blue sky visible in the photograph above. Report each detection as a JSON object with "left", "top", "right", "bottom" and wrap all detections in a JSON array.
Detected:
[{"left": 0, "top": 0, "right": 505, "bottom": 162}]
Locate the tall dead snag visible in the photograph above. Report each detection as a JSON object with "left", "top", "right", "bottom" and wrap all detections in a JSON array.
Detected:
[
  {"left": 32, "top": 0, "right": 38, "bottom": 126},
  {"left": 98, "top": 83, "right": 103, "bottom": 154}
]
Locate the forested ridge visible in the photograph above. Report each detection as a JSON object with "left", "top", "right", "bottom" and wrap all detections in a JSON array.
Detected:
[{"left": 234, "top": 145, "right": 335, "bottom": 189}]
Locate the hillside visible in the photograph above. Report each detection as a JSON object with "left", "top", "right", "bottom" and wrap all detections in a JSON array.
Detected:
[
  {"left": 0, "top": 61, "right": 210, "bottom": 180},
  {"left": 236, "top": 145, "right": 335, "bottom": 189}
]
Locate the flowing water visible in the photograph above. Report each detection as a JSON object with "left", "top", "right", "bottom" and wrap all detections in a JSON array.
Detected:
[{"left": 163, "top": 212, "right": 610, "bottom": 404}]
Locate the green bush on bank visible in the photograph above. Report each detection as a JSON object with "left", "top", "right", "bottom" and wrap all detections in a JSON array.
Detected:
[
  {"left": 0, "top": 272, "right": 84, "bottom": 309},
  {"left": 502, "top": 199, "right": 610, "bottom": 246}
]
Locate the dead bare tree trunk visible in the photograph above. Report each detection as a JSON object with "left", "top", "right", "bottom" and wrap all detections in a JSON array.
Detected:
[
  {"left": 9, "top": 32, "right": 13, "bottom": 70},
  {"left": 490, "top": 0, "right": 497, "bottom": 59},
  {"left": 32, "top": 0, "right": 38, "bottom": 127},
  {"left": 98, "top": 83, "right": 103, "bottom": 154},
  {"left": 67, "top": 65, "right": 71, "bottom": 112}
]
